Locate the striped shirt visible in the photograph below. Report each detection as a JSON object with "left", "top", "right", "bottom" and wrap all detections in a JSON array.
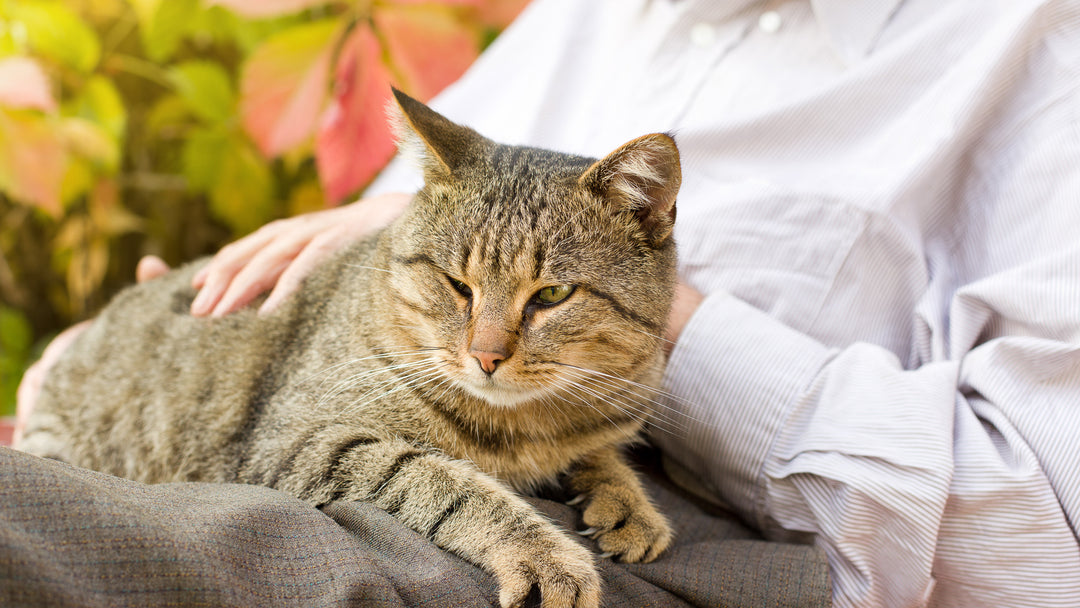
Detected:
[{"left": 368, "top": 0, "right": 1080, "bottom": 606}]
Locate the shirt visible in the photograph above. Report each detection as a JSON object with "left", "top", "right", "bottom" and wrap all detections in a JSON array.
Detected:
[{"left": 367, "top": 0, "right": 1080, "bottom": 606}]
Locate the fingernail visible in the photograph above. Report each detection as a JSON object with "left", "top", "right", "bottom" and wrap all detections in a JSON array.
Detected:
[
  {"left": 191, "top": 290, "right": 210, "bottom": 315},
  {"left": 209, "top": 299, "right": 230, "bottom": 318},
  {"left": 257, "top": 297, "right": 278, "bottom": 316}
]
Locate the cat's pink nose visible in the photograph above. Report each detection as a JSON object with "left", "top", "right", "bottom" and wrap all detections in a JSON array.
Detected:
[{"left": 470, "top": 350, "right": 505, "bottom": 375}]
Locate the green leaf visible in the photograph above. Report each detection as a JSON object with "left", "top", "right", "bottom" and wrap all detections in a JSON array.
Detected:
[
  {"left": 168, "top": 61, "right": 235, "bottom": 124},
  {"left": 66, "top": 76, "right": 127, "bottom": 140},
  {"left": 59, "top": 155, "right": 94, "bottom": 208},
  {"left": 145, "top": 93, "right": 193, "bottom": 135},
  {"left": 0, "top": 306, "right": 32, "bottom": 355},
  {"left": 12, "top": 1, "right": 100, "bottom": 73},
  {"left": 210, "top": 136, "right": 276, "bottom": 235},
  {"left": 181, "top": 126, "right": 226, "bottom": 190},
  {"left": 0, "top": 305, "right": 34, "bottom": 418},
  {"left": 129, "top": 0, "right": 200, "bottom": 63}
]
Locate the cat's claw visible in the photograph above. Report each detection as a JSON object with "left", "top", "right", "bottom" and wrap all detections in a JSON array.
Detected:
[
  {"left": 598, "top": 551, "right": 616, "bottom": 560},
  {"left": 565, "top": 493, "right": 587, "bottom": 506},
  {"left": 578, "top": 488, "right": 672, "bottom": 564}
]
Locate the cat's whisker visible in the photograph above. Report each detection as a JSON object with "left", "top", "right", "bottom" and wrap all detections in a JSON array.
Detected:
[
  {"left": 545, "top": 370, "right": 636, "bottom": 426},
  {"left": 557, "top": 367, "right": 690, "bottom": 430},
  {"left": 300, "top": 348, "right": 439, "bottom": 388},
  {"left": 337, "top": 361, "right": 444, "bottom": 407},
  {"left": 550, "top": 379, "right": 644, "bottom": 441},
  {"left": 333, "top": 363, "right": 449, "bottom": 419},
  {"left": 553, "top": 362, "right": 703, "bottom": 419},
  {"left": 316, "top": 358, "right": 439, "bottom": 411},
  {"left": 552, "top": 367, "right": 690, "bottom": 437},
  {"left": 424, "top": 373, "right": 465, "bottom": 406},
  {"left": 628, "top": 326, "right": 677, "bottom": 347},
  {"left": 318, "top": 357, "right": 433, "bottom": 396}
]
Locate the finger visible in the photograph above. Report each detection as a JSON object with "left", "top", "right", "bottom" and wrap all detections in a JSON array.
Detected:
[
  {"left": 191, "top": 273, "right": 230, "bottom": 316},
  {"left": 192, "top": 232, "right": 292, "bottom": 315},
  {"left": 136, "top": 255, "right": 170, "bottom": 283},
  {"left": 207, "top": 227, "right": 326, "bottom": 317},
  {"left": 257, "top": 232, "right": 345, "bottom": 315},
  {"left": 191, "top": 224, "right": 283, "bottom": 289},
  {"left": 207, "top": 234, "right": 315, "bottom": 317},
  {"left": 209, "top": 259, "right": 289, "bottom": 317}
]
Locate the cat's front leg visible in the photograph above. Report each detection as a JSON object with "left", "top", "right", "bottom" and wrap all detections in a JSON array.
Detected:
[
  {"left": 564, "top": 447, "right": 672, "bottom": 563},
  {"left": 294, "top": 437, "right": 601, "bottom": 608}
]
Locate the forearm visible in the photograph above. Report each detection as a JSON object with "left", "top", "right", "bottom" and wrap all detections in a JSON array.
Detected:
[{"left": 653, "top": 289, "right": 1080, "bottom": 607}]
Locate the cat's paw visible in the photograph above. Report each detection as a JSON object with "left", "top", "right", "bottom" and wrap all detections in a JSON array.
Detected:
[
  {"left": 574, "top": 483, "right": 672, "bottom": 563},
  {"left": 491, "top": 532, "right": 600, "bottom": 608}
]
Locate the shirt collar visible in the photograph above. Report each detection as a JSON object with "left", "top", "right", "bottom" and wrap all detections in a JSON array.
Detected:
[{"left": 810, "top": 0, "right": 905, "bottom": 62}]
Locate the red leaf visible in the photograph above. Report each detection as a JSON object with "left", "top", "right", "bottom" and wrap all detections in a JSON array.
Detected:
[
  {"left": 0, "top": 57, "right": 56, "bottom": 112},
  {"left": 375, "top": 4, "right": 480, "bottom": 101},
  {"left": 0, "top": 109, "right": 66, "bottom": 215},
  {"left": 315, "top": 23, "right": 396, "bottom": 204},
  {"left": 386, "top": 0, "right": 484, "bottom": 6},
  {"left": 240, "top": 20, "right": 339, "bottom": 157},
  {"left": 207, "top": 0, "right": 332, "bottom": 18},
  {"left": 469, "top": 0, "right": 532, "bottom": 29}
]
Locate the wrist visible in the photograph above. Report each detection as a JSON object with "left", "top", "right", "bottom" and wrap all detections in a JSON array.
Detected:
[{"left": 664, "top": 281, "right": 704, "bottom": 356}]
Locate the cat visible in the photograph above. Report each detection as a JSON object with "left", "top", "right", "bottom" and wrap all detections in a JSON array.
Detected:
[{"left": 20, "top": 89, "right": 682, "bottom": 608}]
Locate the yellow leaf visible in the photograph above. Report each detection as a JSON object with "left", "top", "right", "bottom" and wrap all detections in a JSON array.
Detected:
[
  {"left": 60, "top": 117, "right": 120, "bottom": 172},
  {"left": 286, "top": 179, "right": 325, "bottom": 216}
]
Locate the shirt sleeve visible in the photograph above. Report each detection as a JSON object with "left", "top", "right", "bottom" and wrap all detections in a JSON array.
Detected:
[
  {"left": 655, "top": 284, "right": 1080, "bottom": 607},
  {"left": 655, "top": 291, "right": 955, "bottom": 605}
]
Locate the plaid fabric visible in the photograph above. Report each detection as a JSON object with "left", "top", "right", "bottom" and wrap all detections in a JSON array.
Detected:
[{"left": 0, "top": 447, "right": 830, "bottom": 607}]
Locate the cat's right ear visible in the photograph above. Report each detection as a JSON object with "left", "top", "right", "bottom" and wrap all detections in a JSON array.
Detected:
[
  {"left": 580, "top": 133, "right": 682, "bottom": 246},
  {"left": 389, "top": 88, "right": 491, "bottom": 180}
]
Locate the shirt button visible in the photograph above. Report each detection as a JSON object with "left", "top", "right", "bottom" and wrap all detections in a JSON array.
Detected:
[
  {"left": 690, "top": 22, "right": 717, "bottom": 47},
  {"left": 758, "top": 11, "right": 782, "bottom": 33}
]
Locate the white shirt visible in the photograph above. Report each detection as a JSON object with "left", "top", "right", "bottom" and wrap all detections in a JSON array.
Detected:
[{"left": 369, "top": 0, "right": 1080, "bottom": 606}]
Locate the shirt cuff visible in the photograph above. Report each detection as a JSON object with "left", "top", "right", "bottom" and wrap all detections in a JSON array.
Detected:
[{"left": 654, "top": 290, "right": 833, "bottom": 525}]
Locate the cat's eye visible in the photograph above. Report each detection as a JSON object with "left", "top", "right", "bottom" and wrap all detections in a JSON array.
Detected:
[
  {"left": 534, "top": 284, "right": 575, "bottom": 305},
  {"left": 447, "top": 276, "right": 473, "bottom": 298}
]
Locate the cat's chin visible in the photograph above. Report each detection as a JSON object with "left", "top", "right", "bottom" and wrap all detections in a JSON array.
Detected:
[{"left": 459, "top": 380, "right": 548, "bottom": 409}]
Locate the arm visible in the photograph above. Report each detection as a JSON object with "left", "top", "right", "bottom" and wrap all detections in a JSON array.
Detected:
[{"left": 656, "top": 274, "right": 1080, "bottom": 608}]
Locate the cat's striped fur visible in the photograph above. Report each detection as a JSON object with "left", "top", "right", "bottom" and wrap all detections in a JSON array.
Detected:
[{"left": 21, "top": 90, "right": 682, "bottom": 608}]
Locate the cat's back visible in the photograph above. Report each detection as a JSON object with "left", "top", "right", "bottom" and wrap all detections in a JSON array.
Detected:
[{"left": 22, "top": 259, "right": 314, "bottom": 481}]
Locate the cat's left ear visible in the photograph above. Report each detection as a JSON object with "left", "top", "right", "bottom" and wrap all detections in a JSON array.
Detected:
[
  {"left": 389, "top": 87, "right": 491, "bottom": 180},
  {"left": 580, "top": 133, "right": 681, "bottom": 245}
]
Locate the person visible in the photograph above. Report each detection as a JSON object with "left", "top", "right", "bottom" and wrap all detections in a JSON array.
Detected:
[{"left": 16, "top": 0, "right": 1080, "bottom": 606}]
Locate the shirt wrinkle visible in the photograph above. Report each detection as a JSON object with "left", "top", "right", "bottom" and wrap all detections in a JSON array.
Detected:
[{"left": 365, "top": 1, "right": 1080, "bottom": 606}]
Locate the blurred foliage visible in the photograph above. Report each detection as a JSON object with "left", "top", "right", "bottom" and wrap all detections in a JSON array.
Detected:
[{"left": 0, "top": 0, "right": 529, "bottom": 416}]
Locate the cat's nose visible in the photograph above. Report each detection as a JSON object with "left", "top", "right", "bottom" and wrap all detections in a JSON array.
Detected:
[{"left": 470, "top": 349, "right": 505, "bottom": 375}]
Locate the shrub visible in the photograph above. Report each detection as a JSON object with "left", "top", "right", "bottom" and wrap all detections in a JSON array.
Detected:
[{"left": 0, "top": 0, "right": 529, "bottom": 416}]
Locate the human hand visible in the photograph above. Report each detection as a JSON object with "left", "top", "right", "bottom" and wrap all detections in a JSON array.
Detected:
[
  {"left": 664, "top": 280, "right": 703, "bottom": 356},
  {"left": 190, "top": 192, "right": 412, "bottom": 317},
  {"left": 14, "top": 255, "right": 171, "bottom": 447}
]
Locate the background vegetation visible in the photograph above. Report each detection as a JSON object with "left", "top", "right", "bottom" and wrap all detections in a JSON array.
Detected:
[{"left": 0, "top": 0, "right": 529, "bottom": 417}]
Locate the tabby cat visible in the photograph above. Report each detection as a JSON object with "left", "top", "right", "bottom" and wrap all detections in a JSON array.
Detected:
[{"left": 21, "top": 89, "right": 682, "bottom": 608}]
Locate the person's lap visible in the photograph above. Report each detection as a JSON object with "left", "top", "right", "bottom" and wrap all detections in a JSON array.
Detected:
[{"left": 0, "top": 446, "right": 830, "bottom": 607}]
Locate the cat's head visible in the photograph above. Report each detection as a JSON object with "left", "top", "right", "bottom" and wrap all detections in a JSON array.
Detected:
[{"left": 379, "top": 89, "right": 680, "bottom": 411}]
